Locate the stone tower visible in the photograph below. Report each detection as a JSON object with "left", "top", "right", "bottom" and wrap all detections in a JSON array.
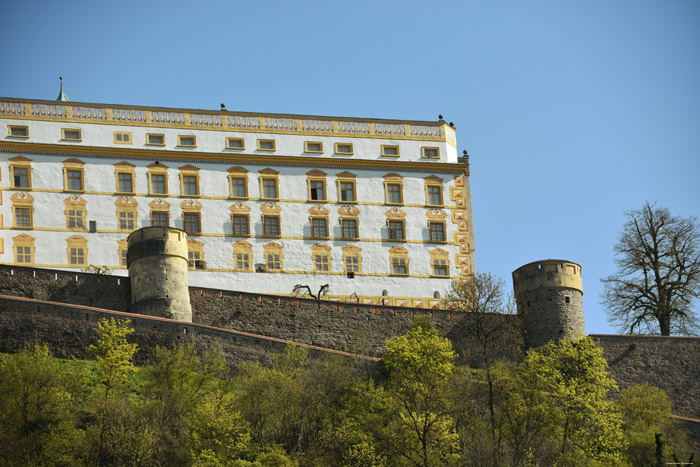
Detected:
[
  {"left": 512, "top": 259, "right": 585, "bottom": 349},
  {"left": 127, "top": 226, "right": 192, "bottom": 322}
]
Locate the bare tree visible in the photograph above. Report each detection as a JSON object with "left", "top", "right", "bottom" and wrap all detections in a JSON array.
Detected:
[
  {"left": 446, "top": 272, "right": 523, "bottom": 467},
  {"left": 601, "top": 202, "right": 700, "bottom": 335}
]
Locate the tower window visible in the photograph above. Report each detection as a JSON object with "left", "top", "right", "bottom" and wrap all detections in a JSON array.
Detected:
[{"left": 565, "top": 296, "right": 571, "bottom": 304}]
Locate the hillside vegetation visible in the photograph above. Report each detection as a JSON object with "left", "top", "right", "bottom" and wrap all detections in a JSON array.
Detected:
[{"left": 0, "top": 318, "right": 692, "bottom": 466}]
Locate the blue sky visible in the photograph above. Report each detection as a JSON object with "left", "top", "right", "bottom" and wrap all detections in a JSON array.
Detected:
[{"left": 2, "top": 0, "right": 699, "bottom": 335}]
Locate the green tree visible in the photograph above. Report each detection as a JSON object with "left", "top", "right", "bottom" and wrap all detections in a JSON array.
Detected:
[
  {"left": 0, "top": 344, "right": 87, "bottom": 465},
  {"left": 87, "top": 317, "right": 138, "bottom": 400},
  {"left": 190, "top": 392, "right": 252, "bottom": 465},
  {"left": 616, "top": 384, "right": 691, "bottom": 465},
  {"left": 523, "top": 336, "right": 625, "bottom": 465},
  {"left": 383, "top": 320, "right": 461, "bottom": 467},
  {"left": 602, "top": 201, "right": 700, "bottom": 335}
]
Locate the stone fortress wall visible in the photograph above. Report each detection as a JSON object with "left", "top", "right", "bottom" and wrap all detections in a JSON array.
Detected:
[{"left": 0, "top": 263, "right": 699, "bottom": 422}]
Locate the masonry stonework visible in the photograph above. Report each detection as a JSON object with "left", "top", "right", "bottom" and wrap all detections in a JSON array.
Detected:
[
  {"left": 513, "top": 259, "right": 586, "bottom": 348},
  {"left": 127, "top": 227, "right": 192, "bottom": 322}
]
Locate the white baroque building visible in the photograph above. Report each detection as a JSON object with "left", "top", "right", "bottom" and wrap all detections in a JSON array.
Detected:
[{"left": 0, "top": 91, "right": 474, "bottom": 307}]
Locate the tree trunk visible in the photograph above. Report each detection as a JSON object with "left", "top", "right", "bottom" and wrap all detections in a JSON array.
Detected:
[{"left": 658, "top": 314, "right": 671, "bottom": 336}]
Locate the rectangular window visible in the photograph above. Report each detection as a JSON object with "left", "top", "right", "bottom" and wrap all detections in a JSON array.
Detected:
[
  {"left": 69, "top": 247, "right": 86, "bottom": 265},
  {"left": 340, "top": 218, "right": 358, "bottom": 240},
  {"left": 230, "top": 177, "right": 247, "bottom": 198},
  {"left": 62, "top": 129, "right": 82, "bottom": 141},
  {"left": 386, "top": 183, "right": 402, "bottom": 205},
  {"left": 9, "top": 126, "right": 29, "bottom": 138},
  {"left": 188, "top": 251, "right": 205, "bottom": 269},
  {"left": 429, "top": 222, "right": 446, "bottom": 242},
  {"left": 66, "top": 170, "right": 83, "bottom": 191},
  {"left": 150, "top": 174, "right": 167, "bottom": 195},
  {"left": 14, "top": 207, "right": 32, "bottom": 228},
  {"left": 119, "top": 211, "right": 136, "bottom": 231},
  {"left": 335, "top": 143, "right": 353, "bottom": 155},
  {"left": 311, "top": 218, "right": 328, "bottom": 239},
  {"left": 381, "top": 145, "right": 399, "bottom": 157},
  {"left": 309, "top": 180, "right": 326, "bottom": 201},
  {"left": 232, "top": 215, "right": 250, "bottom": 236},
  {"left": 226, "top": 137, "right": 245, "bottom": 149},
  {"left": 151, "top": 211, "right": 169, "bottom": 227},
  {"left": 345, "top": 256, "right": 359, "bottom": 273},
  {"left": 178, "top": 135, "right": 196, "bottom": 147},
  {"left": 262, "top": 216, "right": 280, "bottom": 237},
  {"left": 117, "top": 173, "right": 134, "bottom": 193},
  {"left": 261, "top": 179, "right": 278, "bottom": 199},
  {"left": 426, "top": 185, "right": 443, "bottom": 206},
  {"left": 114, "top": 132, "right": 132, "bottom": 144},
  {"left": 392, "top": 257, "right": 408, "bottom": 275},
  {"left": 266, "top": 253, "right": 281, "bottom": 271},
  {"left": 388, "top": 220, "right": 405, "bottom": 241},
  {"left": 422, "top": 147, "right": 440, "bottom": 159},
  {"left": 257, "top": 139, "right": 276, "bottom": 151},
  {"left": 182, "top": 175, "right": 199, "bottom": 196},
  {"left": 183, "top": 212, "right": 201, "bottom": 234},
  {"left": 68, "top": 209, "right": 84, "bottom": 229},
  {"left": 314, "top": 255, "right": 330, "bottom": 272},
  {"left": 432, "top": 259, "right": 448, "bottom": 277},
  {"left": 235, "top": 253, "right": 250, "bottom": 271},
  {"left": 339, "top": 181, "right": 356, "bottom": 202},
  {"left": 120, "top": 249, "right": 128, "bottom": 267},
  {"left": 16, "top": 246, "right": 32, "bottom": 264},
  {"left": 12, "top": 167, "right": 30, "bottom": 188},
  {"left": 147, "top": 134, "right": 165, "bottom": 146},
  {"left": 305, "top": 142, "right": 323, "bottom": 153}
]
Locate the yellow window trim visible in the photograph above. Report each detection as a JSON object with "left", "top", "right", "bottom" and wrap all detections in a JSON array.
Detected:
[
  {"left": 427, "top": 220, "right": 447, "bottom": 243},
  {"left": 389, "top": 246, "right": 409, "bottom": 276},
  {"left": 146, "top": 133, "right": 165, "bottom": 146},
  {"left": 64, "top": 195, "right": 88, "bottom": 231},
  {"left": 61, "top": 128, "right": 82, "bottom": 141},
  {"left": 9, "top": 156, "right": 33, "bottom": 190},
  {"left": 422, "top": 146, "right": 440, "bottom": 159},
  {"left": 386, "top": 218, "right": 406, "bottom": 242},
  {"left": 226, "top": 137, "right": 245, "bottom": 150},
  {"left": 261, "top": 214, "right": 282, "bottom": 238},
  {"left": 334, "top": 142, "right": 354, "bottom": 155},
  {"left": 13, "top": 234, "right": 36, "bottom": 265},
  {"left": 114, "top": 162, "right": 136, "bottom": 195},
  {"left": 307, "top": 177, "right": 327, "bottom": 202},
  {"left": 342, "top": 244, "right": 363, "bottom": 274},
  {"left": 177, "top": 135, "right": 197, "bottom": 148},
  {"left": 147, "top": 162, "right": 169, "bottom": 196},
  {"left": 304, "top": 141, "right": 324, "bottom": 154},
  {"left": 187, "top": 239, "right": 205, "bottom": 269},
  {"left": 257, "top": 139, "right": 276, "bottom": 151},
  {"left": 424, "top": 178, "right": 444, "bottom": 207},
  {"left": 384, "top": 181, "right": 404, "bottom": 205},
  {"left": 381, "top": 145, "right": 400, "bottom": 157},
  {"left": 179, "top": 165, "right": 201, "bottom": 197},
  {"left": 336, "top": 172, "right": 358, "bottom": 204},
  {"left": 230, "top": 213, "right": 251, "bottom": 237},
  {"left": 113, "top": 131, "right": 133, "bottom": 145},
  {"left": 8, "top": 125, "right": 29, "bottom": 138},
  {"left": 66, "top": 235, "right": 88, "bottom": 267},
  {"left": 116, "top": 199, "right": 139, "bottom": 233},
  {"left": 62, "top": 158, "right": 86, "bottom": 193},
  {"left": 339, "top": 217, "right": 360, "bottom": 240},
  {"left": 259, "top": 174, "right": 280, "bottom": 200},
  {"left": 117, "top": 238, "right": 129, "bottom": 268},
  {"left": 228, "top": 169, "right": 249, "bottom": 199},
  {"left": 263, "top": 241, "right": 284, "bottom": 272},
  {"left": 232, "top": 240, "right": 253, "bottom": 272}
]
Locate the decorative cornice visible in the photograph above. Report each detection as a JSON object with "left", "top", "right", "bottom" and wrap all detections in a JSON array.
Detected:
[{"left": 0, "top": 142, "right": 469, "bottom": 174}]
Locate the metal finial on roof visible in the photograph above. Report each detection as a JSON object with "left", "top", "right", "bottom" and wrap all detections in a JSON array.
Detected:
[{"left": 56, "top": 76, "right": 70, "bottom": 101}]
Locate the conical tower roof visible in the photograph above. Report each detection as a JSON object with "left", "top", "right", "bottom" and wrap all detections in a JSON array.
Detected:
[{"left": 56, "top": 76, "right": 69, "bottom": 101}]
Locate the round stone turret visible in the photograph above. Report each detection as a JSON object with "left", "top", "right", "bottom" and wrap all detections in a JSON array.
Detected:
[
  {"left": 127, "top": 226, "right": 192, "bottom": 322},
  {"left": 512, "top": 259, "right": 585, "bottom": 349}
]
